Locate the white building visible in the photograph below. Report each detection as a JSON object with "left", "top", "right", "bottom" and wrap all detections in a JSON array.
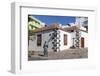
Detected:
[{"left": 29, "top": 24, "right": 88, "bottom": 52}]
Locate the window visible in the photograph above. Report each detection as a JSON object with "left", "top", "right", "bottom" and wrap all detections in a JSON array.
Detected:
[
  {"left": 37, "top": 34, "right": 42, "bottom": 46},
  {"left": 64, "top": 34, "right": 67, "bottom": 45}
]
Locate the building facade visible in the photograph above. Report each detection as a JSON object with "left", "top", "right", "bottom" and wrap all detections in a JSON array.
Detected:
[
  {"left": 29, "top": 24, "right": 88, "bottom": 52},
  {"left": 28, "top": 16, "right": 45, "bottom": 31}
]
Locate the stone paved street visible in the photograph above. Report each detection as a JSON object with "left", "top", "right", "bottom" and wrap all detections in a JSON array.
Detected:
[{"left": 28, "top": 48, "right": 88, "bottom": 61}]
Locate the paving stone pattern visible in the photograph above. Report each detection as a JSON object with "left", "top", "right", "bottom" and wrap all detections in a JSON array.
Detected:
[{"left": 28, "top": 48, "right": 88, "bottom": 61}]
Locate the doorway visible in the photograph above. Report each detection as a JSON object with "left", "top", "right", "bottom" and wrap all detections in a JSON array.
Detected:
[{"left": 81, "top": 37, "right": 84, "bottom": 48}]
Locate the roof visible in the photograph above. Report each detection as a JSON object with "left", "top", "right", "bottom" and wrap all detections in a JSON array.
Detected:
[
  {"left": 32, "top": 24, "right": 88, "bottom": 33},
  {"left": 63, "top": 26, "right": 88, "bottom": 33},
  {"left": 32, "top": 24, "right": 63, "bottom": 33},
  {"left": 63, "top": 26, "right": 79, "bottom": 31}
]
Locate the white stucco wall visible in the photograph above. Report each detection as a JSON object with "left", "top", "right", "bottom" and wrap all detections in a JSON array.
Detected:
[
  {"left": 70, "top": 31, "right": 76, "bottom": 46},
  {"left": 29, "top": 29, "right": 88, "bottom": 52},
  {"left": 59, "top": 30, "right": 72, "bottom": 51},
  {"left": 80, "top": 31, "right": 88, "bottom": 48},
  {"left": 42, "top": 31, "right": 54, "bottom": 51},
  {"left": 69, "top": 30, "right": 88, "bottom": 48},
  {"left": 29, "top": 30, "right": 72, "bottom": 52},
  {"left": 29, "top": 30, "right": 54, "bottom": 52},
  {"left": 28, "top": 35, "right": 37, "bottom": 51}
]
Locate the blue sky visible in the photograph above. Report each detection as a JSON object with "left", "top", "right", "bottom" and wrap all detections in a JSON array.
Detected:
[{"left": 32, "top": 15, "right": 76, "bottom": 26}]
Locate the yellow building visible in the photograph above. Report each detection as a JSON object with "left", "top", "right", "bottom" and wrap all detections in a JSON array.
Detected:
[{"left": 28, "top": 16, "right": 45, "bottom": 31}]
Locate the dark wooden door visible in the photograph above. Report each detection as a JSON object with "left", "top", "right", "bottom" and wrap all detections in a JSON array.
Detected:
[{"left": 81, "top": 37, "right": 84, "bottom": 48}]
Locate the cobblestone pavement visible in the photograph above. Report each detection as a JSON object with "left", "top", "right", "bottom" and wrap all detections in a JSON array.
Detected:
[{"left": 28, "top": 48, "right": 88, "bottom": 61}]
